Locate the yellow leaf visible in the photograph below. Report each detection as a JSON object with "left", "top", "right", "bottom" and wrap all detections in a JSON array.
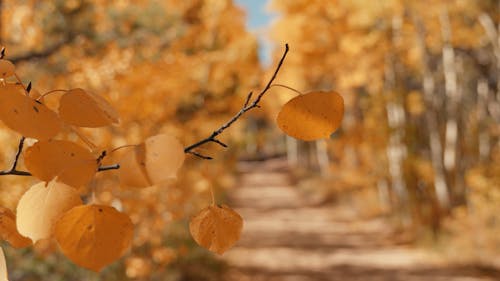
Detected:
[
  {"left": 24, "top": 140, "right": 97, "bottom": 187},
  {"left": 54, "top": 204, "right": 134, "bottom": 272},
  {"left": 58, "top": 88, "right": 119, "bottom": 128},
  {"left": 0, "top": 60, "right": 15, "bottom": 78},
  {"left": 0, "top": 207, "right": 32, "bottom": 248},
  {"left": 144, "top": 134, "right": 185, "bottom": 184},
  {"left": 0, "top": 247, "right": 8, "bottom": 281},
  {"left": 119, "top": 134, "right": 184, "bottom": 188},
  {"left": 0, "top": 83, "right": 62, "bottom": 140},
  {"left": 276, "top": 91, "right": 344, "bottom": 141},
  {"left": 118, "top": 144, "right": 152, "bottom": 188},
  {"left": 16, "top": 180, "right": 82, "bottom": 242},
  {"left": 189, "top": 205, "right": 243, "bottom": 255}
]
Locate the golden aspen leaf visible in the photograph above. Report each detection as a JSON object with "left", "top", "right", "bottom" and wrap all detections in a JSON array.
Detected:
[
  {"left": 144, "top": 134, "right": 185, "bottom": 184},
  {"left": 189, "top": 205, "right": 243, "bottom": 255},
  {"left": 118, "top": 144, "right": 152, "bottom": 188},
  {"left": 58, "top": 88, "right": 119, "bottom": 127},
  {"left": 276, "top": 91, "right": 344, "bottom": 141},
  {"left": 0, "top": 83, "right": 62, "bottom": 140},
  {"left": 24, "top": 140, "right": 98, "bottom": 187},
  {"left": 0, "top": 207, "right": 32, "bottom": 248},
  {"left": 54, "top": 204, "right": 134, "bottom": 272},
  {"left": 0, "top": 60, "right": 15, "bottom": 78},
  {"left": 16, "top": 180, "right": 82, "bottom": 243},
  {"left": 0, "top": 247, "right": 8, "bottom": 281},
  {"left": 118, "top": 134, "right": 184, "bottom": 188}
]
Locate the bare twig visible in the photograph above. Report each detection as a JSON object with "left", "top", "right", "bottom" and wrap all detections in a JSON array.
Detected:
[
  {"left": 11, "top": 37, "right": 73, "bottom": 64},
  {"left": 0, "top": 137, "right": 30, "bottom": 176},
  {"left": 187, "top": 151, "right": 213, "bottom": 160},
  {"left": 184, "top": 43, "right": 290, "bottom": 159},
  {"left": 97, "top": 164, "right": 120, "bottom": 172}
]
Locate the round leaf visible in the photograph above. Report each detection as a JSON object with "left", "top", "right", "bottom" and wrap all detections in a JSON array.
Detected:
[
  {"left": 144, "top": 134, "right": 185, "bottom": 184},
  {"left": 0, "top": 83, "right": 62, "bottom": 140},
  {"left": 54, "top": 204, "right": 134, "bottom": 272},
  {"left": 24, "top": 140, "right": 98, "bottom": 187},
  {"left": 189, "top": 205, "right": 243, "bottom": 255},
  {"left": 0, "top": 207, "right": 32, "bottom": 248},
  {"left": 16, "top": 180, "right": 82, "bottom": 243},
  {"left": 58, "top": 88, "right": 119, "bottom": 127},
  {"left": 0, "top": 59, "right": 15, "bottom": 78},
  {"left": 276, "top": 91, "right": 344, "bottom": 141}
]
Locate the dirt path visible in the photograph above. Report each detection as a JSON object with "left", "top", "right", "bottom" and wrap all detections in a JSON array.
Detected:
[{"left": 223, "top": 158, "right": 499, "bottom": 281}]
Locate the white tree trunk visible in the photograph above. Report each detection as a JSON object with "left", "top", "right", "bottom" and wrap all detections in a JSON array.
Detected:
[
  {"left": 440, "top": 9, "right": 460, "bottom": 173},
  {"left": 414, "top": 15, "right": 450, "bottom": 209}
]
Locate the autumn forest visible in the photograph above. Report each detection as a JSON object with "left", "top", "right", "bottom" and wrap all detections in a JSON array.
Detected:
[{"left": 0, "top": 0, "right": 499, "bottom": 281}]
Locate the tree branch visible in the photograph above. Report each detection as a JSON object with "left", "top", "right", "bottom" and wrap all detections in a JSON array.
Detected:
[
  {"left": 10, "top": 37, "right": 73, "bottom": 64},
  {"left": 184, "top": 43, "right": 290, "bottom": 158},
  {"left": 0, "top": 137, "right": 31, "bottom": 176}
]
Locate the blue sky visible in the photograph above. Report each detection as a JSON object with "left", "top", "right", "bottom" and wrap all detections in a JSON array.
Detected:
[{"left": 234, "top": 0, "right": 275, "bottom": 65}]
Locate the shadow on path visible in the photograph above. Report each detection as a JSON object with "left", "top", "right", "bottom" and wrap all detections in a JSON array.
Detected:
[{"left": 222, "top": 158, "right": 499, "bottom": 281}]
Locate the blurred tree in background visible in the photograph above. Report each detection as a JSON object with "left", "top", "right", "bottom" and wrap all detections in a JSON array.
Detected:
[
  {"left": 268, "top": 0, "right": 499, "bottom": 265},
  {"left": 0, "top": 0, "right": 499, "bottom": 279}
]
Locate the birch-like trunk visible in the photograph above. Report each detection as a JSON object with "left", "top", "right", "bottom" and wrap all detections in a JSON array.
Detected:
[
  {"left": 286, "top": 136, "right": 298, "bottom": 167},
  {"left": 440, "top": 10, "right": 460, "bottom": 174},
  {"left": 414, "top": 15, "right": 450, "bottom": 210},
  {"left": 315, "top": 139, "right": 330, "bottom": 176},
  {"left": 477, "top": 79, "right": 491, "bottom": 161},
  {"left": 384, "top": 15, "right": 408, "bottom": 205}
]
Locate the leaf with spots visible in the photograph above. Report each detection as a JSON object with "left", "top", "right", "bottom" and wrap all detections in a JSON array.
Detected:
[
  {"left": 277, "top": 91, "right": 344, "bottom": 141},
  {"left": 24, "top": 140, "right": 98, "bottom": 187},
  {"left": 16, "top": 180, "right": 82, "bottom": 243},
  {"left": 0, "top": 83, "right": 62, "bottom": 140},
  {"left": 54, "top": 204, "right": 134, "bottom": 272},
  {"left": 189, "top": 205, "right": 243, "bottom": 255},
  {"left": 58, "top": 88, "right": 119, "bottom": 127},
  {"left": 0, "top": 207, "right": 32, "bottom": 248},
  {"left": 0, "top": 59, "right": 15, "bottom": 78}
]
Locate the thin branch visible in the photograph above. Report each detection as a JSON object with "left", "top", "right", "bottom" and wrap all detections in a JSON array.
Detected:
[
  {"left": 10, "top": 37, "right": 73, "bottom": 64},
  {"left": 0, "top": 137, "right": 31, "bottom": 176},
  {"left": 187, "top": 151, "right": 213, "bottom": 160},
  {"left": 97, "top": 164, "right": 120, "bottom": 172},
  {"left": 210, "top": 139, "right": 228, "bottom": 148},
  {"left": 184, "top": 43, "right": 290, "bottom": 158}
]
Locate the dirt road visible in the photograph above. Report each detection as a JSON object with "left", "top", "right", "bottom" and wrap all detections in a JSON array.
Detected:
[{"left": 223, "top": 158, "right": 499, "bottom": 281}]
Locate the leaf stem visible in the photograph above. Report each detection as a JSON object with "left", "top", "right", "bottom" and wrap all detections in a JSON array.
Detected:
[{"left": 270, "top": 83, "right": 303, "bottom": 96}]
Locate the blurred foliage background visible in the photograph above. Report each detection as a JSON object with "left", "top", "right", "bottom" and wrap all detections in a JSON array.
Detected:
[{"left": 0, "top": 0, "right": 499, "bottom": 280}]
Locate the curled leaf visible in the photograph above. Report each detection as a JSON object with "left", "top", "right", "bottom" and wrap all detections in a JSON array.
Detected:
[
  {"left": 277, "top": 91, "right": 344, "bottom": 141},
  {"left": 189, "top": 205, "right": 243, "bottom": 255},
  {"left": 0, "top": 207, "right": 32, "bottom": 248},
  {"left": 0, "top": 59, "right": 15, "bottom": 78},
  {"left": 119, "top": 134, "right": 184, "bottom": 188},
  {"left": 24, "top": 140, "right": 98, "bottom": 187},
  {"left": 58, "top": 88, "right": 119, "bottom": 127},
  {"left": 16, "top": 180, "right": 83, "bottom": 243},
  {"left": 0, "top": 83, "right": 62, "bottom": 140},
  {"left": 118, "top": 144, "right": 152, "bottom": 188},
  {"left": 54, "top": 204, "right": 134, "bottom": 272}
]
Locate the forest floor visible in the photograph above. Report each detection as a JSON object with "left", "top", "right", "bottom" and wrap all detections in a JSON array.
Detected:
[{"left": 222, "top": 158, "right": 499, "bottom": 281}]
